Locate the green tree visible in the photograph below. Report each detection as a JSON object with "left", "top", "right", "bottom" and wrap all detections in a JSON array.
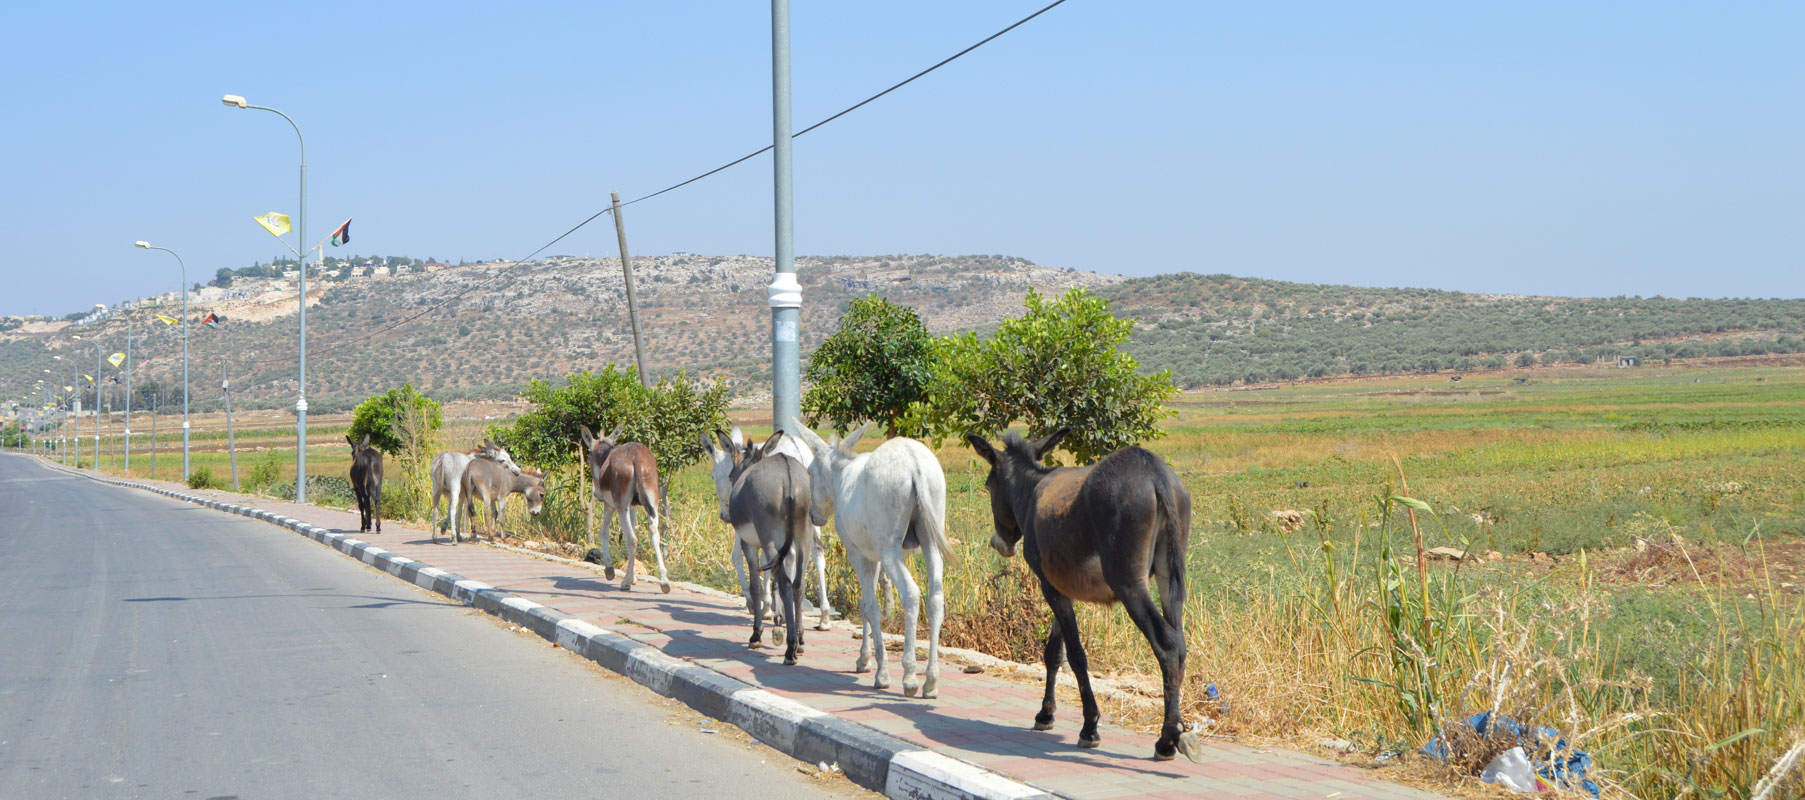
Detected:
[
  {"left": 913, "top": 287, "right": 1176, "bottom": 464},
  {"left": 490, "top": 365, "right": 730, "bottom": 481},
  {"left": 214, "top": 268, "right": 234, "bottom": 287},
  {"left": 803, "top": 295, "right": 935, "bottom": 436},
  {"left": 348, "top": 383, "right": 443, "bottom": 455}
]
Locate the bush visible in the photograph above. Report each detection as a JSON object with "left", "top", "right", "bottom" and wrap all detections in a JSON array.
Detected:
[
  {"left": 911, "top": 287, "right": 1176, "bottom": 464},
  {"left": 489, "top": 365, "right": 730, "bottom": 481},
  {"left": 348, "top": 383, "right": 443, "bottom": 455},
  {"left": 186, "top": 466, "right": 220, "bottom": 490},
  {"left": 803, "top": 295, "right": 935, "bottom": 436},
  {"left": 247, "top": 449, "right": 282, "bottom": 491}
]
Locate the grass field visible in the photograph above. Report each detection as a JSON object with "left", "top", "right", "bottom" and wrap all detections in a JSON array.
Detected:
[{"left": 34, "top": 362, "right": 1804, "bottom": 798}]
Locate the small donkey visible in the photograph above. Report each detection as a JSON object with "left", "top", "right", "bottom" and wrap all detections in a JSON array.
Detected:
[
  {"left": 459, "top": 459, "right": 546, "bottom": 542},
  {"left": 347, "top": 434, "right": 384, "bottom": 534},
  {"left": 580, "top": 424, "right": 669, "bottom": 593}
]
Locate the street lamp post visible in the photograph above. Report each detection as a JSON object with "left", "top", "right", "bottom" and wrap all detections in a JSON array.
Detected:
[
  {"left": 769, "top": 0, "right": 802, "bottom": 438},
  {"left": 135, "top": 242, "right": 191, "bottom": 480},
  {"left": 223, "top": 93, "right": 308, "bottom": 502}
]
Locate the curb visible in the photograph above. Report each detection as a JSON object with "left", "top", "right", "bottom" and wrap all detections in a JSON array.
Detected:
[{"left": 74, "top": 468, "right": 1056, "bottom": 800}]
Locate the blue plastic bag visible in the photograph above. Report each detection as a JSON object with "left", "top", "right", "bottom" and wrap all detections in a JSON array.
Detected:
[{"left": 1421, "top": 712, "right": 1599, "bottom": 798}]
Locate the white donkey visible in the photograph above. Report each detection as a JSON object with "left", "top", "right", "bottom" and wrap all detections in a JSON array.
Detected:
[
  {"left": 429, "top": 439, "right": 522, "bottom": 545},
  {"left": 706, "top": 427, "right": 835, "bottom": 629},
  {"left": 792, "top": 421, "right": 950, "bottom": 698}
]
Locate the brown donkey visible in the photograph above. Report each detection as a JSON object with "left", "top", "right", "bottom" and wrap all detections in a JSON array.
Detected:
[
  {"left": 967, "top": 429, "right": 1200, "bottom": 763},
  {"left": 347, "top": 434, "right": 384, "bottom": 534},
  {"left": 580, "top": 424, "right": 669, "bottom": 593}
]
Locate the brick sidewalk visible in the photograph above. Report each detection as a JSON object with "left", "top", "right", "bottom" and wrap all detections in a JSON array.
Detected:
[{"left": 113, "top": 472, "right": 1448, "bottom": 800}]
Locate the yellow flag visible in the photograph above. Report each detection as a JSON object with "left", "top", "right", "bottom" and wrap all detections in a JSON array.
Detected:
[
  {"left": 64, "top": 386, "right": 73, "bottom": 393},
  {"left": 84, "top": 374, "right": 94, "bottom": 383},
  {"left": 255, "top": 212, "right": 292, "bottom": 237},
  {"left": 108, "top": 352, "right": 125, "bottom": 368},
  {"left": 156, "top": 315, "right": 178, "bottom": 326}
]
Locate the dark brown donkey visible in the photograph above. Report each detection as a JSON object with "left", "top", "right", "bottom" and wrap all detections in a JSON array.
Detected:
[
  {"left": 347, "top": 434, "right": 384, "bottom": 534},
  {"left": 580, "top": 424, "right": 669, "bottom": 593},
  {"left": 967, "top": 429, "right": 1200, "bottom": 762}
]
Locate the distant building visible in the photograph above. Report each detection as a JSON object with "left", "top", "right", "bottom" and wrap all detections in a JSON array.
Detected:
[{"left": 1616, "top": 356, "right": 1639, "bottom": 367}]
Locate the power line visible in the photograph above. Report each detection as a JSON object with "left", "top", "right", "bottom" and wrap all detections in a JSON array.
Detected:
[{"left": 244, "top": 0, "right": 1070, "bottom": 373}]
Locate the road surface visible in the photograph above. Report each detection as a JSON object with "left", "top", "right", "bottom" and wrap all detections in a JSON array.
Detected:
[{"left": 0, "top": 453, "right": 870, "bottom": 800}]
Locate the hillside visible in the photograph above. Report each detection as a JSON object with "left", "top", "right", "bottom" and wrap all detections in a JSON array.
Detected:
[
  {"left": 6, "top": 258, "right": 1804, "bottom": 416},
  {"left": 2, "top": 254, "right": 1115, "bottom": 413},
  {"left": 1099, "top": 274, "right": 1805, "bottom": 387}
]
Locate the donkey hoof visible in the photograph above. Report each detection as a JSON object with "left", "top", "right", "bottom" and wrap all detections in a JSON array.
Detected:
[
  {"left": 783, "top": 654, "right": 798, "bottom": 666},
  {"left": 903, "top": 681, "right": 921, "bottom": 698},
  {"left": 1078, "top": 735, "right": 1102, "bottom": 749},
  {"left": 1177, "top": 731, "right": 1203, "bottom": 763},
  {"left": 1032, "top": 720, "right": 1055, "bottom": 732},
  {"left": 921, "top": 682, "right": 938, "bottom": 699},
  {"left": 748, "top": 640, "right": 765, "bottom": 650},
  {"left": 604, "top": 565, "right": 615, "bottom": 580},
  {"left": 660, "top": 582, "right": 671, "bottom": 594},
  {"left": 853, "top": 660, "right": 871, "bottom": 674}
]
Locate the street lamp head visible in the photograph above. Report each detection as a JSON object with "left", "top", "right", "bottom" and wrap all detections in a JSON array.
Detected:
[
  {"left": 134, "top": 240, "right": 151, "bottom": 249},
  {"left": 221, "top": 94, "right": 247, "bottom": 109}
]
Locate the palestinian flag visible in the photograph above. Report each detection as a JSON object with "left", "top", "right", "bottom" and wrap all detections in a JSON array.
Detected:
[
  {"left": 105, "top": 375, "right": 119, "bottom": 385},
  {"left": 329, "top": 217, "right": 352, "bottom": 247},
  {"left": 202, "top": 312, "right": 220, "bottom": 329}
]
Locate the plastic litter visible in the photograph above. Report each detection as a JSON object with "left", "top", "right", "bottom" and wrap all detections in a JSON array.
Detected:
[
  {"left": 1421, "top": 712, "right": 1599, "bottom": 798},
  {"left": 1479, "top": 747, "right": 1545, "bottom": 794}
]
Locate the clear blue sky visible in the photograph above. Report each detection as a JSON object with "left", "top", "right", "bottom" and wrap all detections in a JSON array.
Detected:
[{"left": 2, "top": 2, "right": 1799, "bottom": 317}]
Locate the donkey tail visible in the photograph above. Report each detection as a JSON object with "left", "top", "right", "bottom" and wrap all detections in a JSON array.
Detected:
[
  {"left": 632, "top": 462, "right": 661, "bottom": 520},
  {"left": 912, "top": 458, "right": 955, "bottom": 563},
  {"left": 1153, "top": 463, "right": 1191, "bottom": 580},
  {"left": 761, "top": 468, "right": 800, "bottom": 573}
]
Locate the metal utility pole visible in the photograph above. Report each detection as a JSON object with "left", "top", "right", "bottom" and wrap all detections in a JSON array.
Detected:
[
  {"left": 610, "top": 191, "right": 652, "bottom": 389},
  {"left": 769, "top": 0, "right": 802, "bottom": 436},
  {"left": 124, "top": 326, "right": 133, "bottom": 471},
  {"left": 222, "top": 358, "right": 238, "bottom": 490},
  {"left": 93, "top": 344, "right": 101, "bottom": 470}
]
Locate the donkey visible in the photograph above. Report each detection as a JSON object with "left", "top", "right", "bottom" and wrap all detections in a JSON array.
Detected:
[
  {"left": 459, "top": 459, "right": 546, "bottom": 542},
  {"left": 709, "top": 426, "right": 835, "bottom": 628},
  {"left": 429, "top": 439, "right": 522, "bottom": 544},
  {"left": 579, "top": 423, "right": 669, "bottom": 593},
  {"left": 793, "top": 422, "right": 949, "bottom": 698},
  {"left": 707, "top": 431, "right": 811, "bottom": 665},
  {"left": 966, "top": 429, "right": 1201, "bottom": 762},
  {"left": 347, "top": 434, "right": 384, "bottom": 534}
]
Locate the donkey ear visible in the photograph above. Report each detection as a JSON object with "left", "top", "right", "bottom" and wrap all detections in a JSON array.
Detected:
[
  {"left": 346, "top": 434, "right": 355, "bottom": 447},
  {"left": 712, "top": 428, "right": 736, "bottom": 455},
  {"left": 789, "top": 420, "right": 827, "bottom": 452},
  {"left": 579, "top": 424, "right": 595, "bottom": 447},
  {"left": 966, "top": 434, "right": 999, "bottom": 465},
  {"left": 606, "top": 422, "right": 625, "bottom": 442},
  {"left": 758, "top": 431, "right": 788, "bottom": 457},
  {"left": 1032, "top": 427, "right": 1071, "bottom": 459},
  {"left": 840, "top": 421, "right": 872, "bottom": 453},
  {"left": 359, "top": 434, "right": 372, "bottom": 450},
  {"left": 729, "top": 426, "right": 745, "bottom": 447}
]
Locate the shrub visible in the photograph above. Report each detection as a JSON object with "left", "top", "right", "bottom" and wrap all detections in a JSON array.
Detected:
[
  {"left": 803, "top": 295, "right": 935, "bottom": 436},
  {"left": 489, "top": 365, "right": 731, "bottom": 481},
  {"left": 348, "top": 383, "right": 443, "bottom": 455},
  {"left": 247, "top": 449, "right": 282, "bottom": 491},
  {"left": 185, "top": 466, "right": 219, "bottom": 490}
]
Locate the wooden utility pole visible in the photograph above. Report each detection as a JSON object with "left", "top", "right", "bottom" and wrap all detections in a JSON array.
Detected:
[
  {"left": 610, "top": 191, "right": 652, "bottom": 389},
  {"left": 223, "top": 357, "right": 239, "bottom": 491}
]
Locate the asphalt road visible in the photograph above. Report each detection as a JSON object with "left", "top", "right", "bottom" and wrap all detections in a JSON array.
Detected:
[{"left": 0, "top": 453, "right": 870, "bottom": 800}]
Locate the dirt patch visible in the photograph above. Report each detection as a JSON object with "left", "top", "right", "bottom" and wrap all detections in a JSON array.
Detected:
[{"left": 1598, "top": 536, "right": 1805, "bottom": 593}]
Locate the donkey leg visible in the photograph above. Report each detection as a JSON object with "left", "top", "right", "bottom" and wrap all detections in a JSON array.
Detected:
[
  {"left": 1034, "top": 616, "right": 1066, "bottom": 730},
  {"left": 881, "top": 550, "right": 923, "bottom": 697},
  {"left": 811, "top": 526, "right": 833, "bottom": 630},
  {"left": 850, "top": 556, "right": 884, "bottom": 685},
  {"left": 743, "top": 538, "right": 766, "bottom": 649},
  {"left": 1120, "top": 585, "right": 1191, "bottom": 761},
  {"left": 620, "top": 507, "right": 639, "bottom": 590},
  {"left": 920, "top": 543, "right": 946, "bottom": 699},
  {"left": 777, "top": 549, "right": 801, "bottom": 665},
  {"left": 646, "top": 509, "right": 671, "bottom": 593},
  {"left": 1042, "top": 587, "right": 1102, "bottom": 749},
  {"left": 597, "top": 505, "right": 616, "bottom": 581},
  {"left": 373, "top": 485, "right": 381, "bottom": 534}
]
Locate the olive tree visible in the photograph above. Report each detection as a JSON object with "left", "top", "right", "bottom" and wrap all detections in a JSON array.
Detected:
[{"left": 802, "top": 295, "right": 935, "bottom": 436}]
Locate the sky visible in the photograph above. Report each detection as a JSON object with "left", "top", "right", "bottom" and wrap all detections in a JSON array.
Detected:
[{"left": 1, "top": 1, "right": 1800, "bottom": 317}]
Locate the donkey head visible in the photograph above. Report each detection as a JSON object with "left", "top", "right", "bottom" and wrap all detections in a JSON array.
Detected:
[
  {"left": 479, "top": 438, "right": 523, "bottom": 476},
  {"left": 702, "top": 427, "right": 745, "bottom": 523},
  {"left": 520, "top": 468, "right": 547, "bottom": 516},
  {"left": 790, "top": 420, "right": 868, "bottom": 528},
  {"left": 579, "top": 423, "right": 626, "bottom": 473},
  {"left": 966, "top": 428, "right": 1070, "bottom": 557}
]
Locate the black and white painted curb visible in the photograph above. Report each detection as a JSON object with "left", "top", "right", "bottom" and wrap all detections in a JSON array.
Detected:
[{"left": 80, "top": 470, "right": 1055, "bottom": 800}]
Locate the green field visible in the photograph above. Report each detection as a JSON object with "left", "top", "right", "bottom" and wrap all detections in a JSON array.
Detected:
[{"left": 33, "top": 362, "right": 1803, "bottom": 799}]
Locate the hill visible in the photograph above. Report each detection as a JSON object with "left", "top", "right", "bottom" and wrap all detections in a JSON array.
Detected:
[
  {"left": 6, "top": 258, "right": 1803, "bottom": 416},
  {"left": 1099, "top": 273, "right": 1805, "bottom": 387}
]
